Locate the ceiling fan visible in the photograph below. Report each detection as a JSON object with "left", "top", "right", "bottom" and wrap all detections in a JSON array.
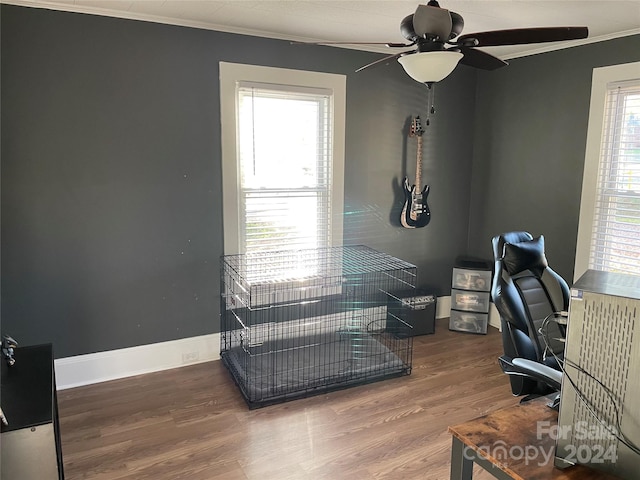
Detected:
[{"left": 320, "top": 0, "right": 589, "bottom": 84}]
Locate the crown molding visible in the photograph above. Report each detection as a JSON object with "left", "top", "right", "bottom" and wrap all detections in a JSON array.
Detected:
[
  {"left": 2, "top": 1, "right": 639, "bottom": 60},
  {"left": 503, "top": 27, "right": 640, "bottom": 60},
  {"left": 0, "top": 0, "right": 391, "bottom": 53}
]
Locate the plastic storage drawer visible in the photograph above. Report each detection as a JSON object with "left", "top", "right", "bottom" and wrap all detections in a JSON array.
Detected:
[
  {"left": 451, "top": 289, "right": 490, "bottom": 312},
  {"left": 452, "top": 268, "right": 491, "bottom": 292},
  {"left": 449, "top": 310, "right": 488, "bottom": 334}
]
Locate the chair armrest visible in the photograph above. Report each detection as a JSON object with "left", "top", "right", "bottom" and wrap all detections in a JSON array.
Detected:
[
  {"left": 499, "top": 355, "right": 562, "bottom": 391},
  {"left": 511, "top": 358, "right": 562, "bottom": 391}
]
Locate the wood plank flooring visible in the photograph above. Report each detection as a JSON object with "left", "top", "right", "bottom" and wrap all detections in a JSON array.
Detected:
[{"left": 58, "top": 320, "right": 519, "bottom": 479}]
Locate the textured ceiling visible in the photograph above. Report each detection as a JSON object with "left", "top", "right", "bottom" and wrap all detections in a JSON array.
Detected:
[{"left": 5, "top": 0, "right": 640, "bottom": 58}]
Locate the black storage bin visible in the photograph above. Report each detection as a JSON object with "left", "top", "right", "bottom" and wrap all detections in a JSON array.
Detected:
[{"left": 388, "top": 290, "right": 436, "bottom": 336}]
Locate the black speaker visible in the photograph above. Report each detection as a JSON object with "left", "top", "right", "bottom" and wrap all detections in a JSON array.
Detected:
[{"left": 387, "top": 289, "right": 436, "bottom": 336}]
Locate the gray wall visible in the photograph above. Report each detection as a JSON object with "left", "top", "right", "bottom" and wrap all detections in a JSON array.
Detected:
[
  {"left": 467, "top": 35, "right": 640, "bottom": 282},
  {"left": 1, "top": 5, "right": 477, "bottom": 357}
]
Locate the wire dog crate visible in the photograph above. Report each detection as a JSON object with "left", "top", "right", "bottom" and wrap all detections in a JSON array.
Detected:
[{"left": 220, "top": 245, "right": 416, "bottom": 408}]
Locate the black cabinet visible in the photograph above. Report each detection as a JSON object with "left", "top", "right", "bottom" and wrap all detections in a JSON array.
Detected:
[{"left": 1, "top": 344, "right": 64, "bottom": 479}]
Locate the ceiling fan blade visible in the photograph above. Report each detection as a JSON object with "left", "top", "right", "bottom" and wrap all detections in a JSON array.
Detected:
[
  {"left": 457, "top": 26, "right": 588, "bottom": 47},
  {"left": 458, "top": 48, "right": 508, "bottom": 71},
  {"left": 413, "top": 5, "right": 452, "bottom": 41},
  {"left": 290, "top": 40, "right": 412, "bottom": 47},
  {"left": 355, "top": 51, "right": 413, "bottom": 73},
  {"left": 386, "top": 42, "right": 417, "bottom": 48}
]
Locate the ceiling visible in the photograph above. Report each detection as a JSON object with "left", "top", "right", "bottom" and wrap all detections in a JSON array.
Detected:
[{"left": 5, "top": 0, "right": 640, "bottom": 59}]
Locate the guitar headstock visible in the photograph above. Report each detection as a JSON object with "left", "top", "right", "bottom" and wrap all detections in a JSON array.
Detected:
[{"left": 409, "top": 116, "right": 425, "bottom": 137}]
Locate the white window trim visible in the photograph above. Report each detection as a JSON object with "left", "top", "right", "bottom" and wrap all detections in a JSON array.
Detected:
[
  {"left": 575, "top": 61, "right": 640, "bottom": 281},
  {"left": 219, "top": 62, "right": 346, "bottom": 255}
]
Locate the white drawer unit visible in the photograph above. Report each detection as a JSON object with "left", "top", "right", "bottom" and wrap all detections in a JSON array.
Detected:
[{"left": 449, "top": 258, "right": 491, "bottom": 334}]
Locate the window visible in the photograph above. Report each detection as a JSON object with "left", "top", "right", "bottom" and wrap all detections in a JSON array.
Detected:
[
  {"left": 237, "top": 84, "right": 332, "bottom": 254},
  {"left": 220, "top": 63, "right": 345, "bottom": 256},
  {"left": 575, "top": 62, "right": 640, "bottom": 279}
]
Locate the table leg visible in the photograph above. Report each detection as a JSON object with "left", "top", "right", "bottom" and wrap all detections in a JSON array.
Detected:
[{"left": 450, "top": 436, "right": 474, "bottom": 480}]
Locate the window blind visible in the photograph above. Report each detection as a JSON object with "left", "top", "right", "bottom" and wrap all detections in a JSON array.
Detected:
[
  {"left": 237, "top": 84, "right": 333, "bottom": 255},
  {"left": 589, "top": 80, "right": 640, "bottom": 274}
]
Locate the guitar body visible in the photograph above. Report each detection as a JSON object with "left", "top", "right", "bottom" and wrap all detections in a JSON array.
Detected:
[
  {"left": 401, "top": 179, "right": 431, "bottom": 228},
  {"left": 401, "top": 116, "right": 431, "bottom": 229}
]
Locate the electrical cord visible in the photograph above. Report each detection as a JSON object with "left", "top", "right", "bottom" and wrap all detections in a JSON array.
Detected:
[{"left": 539, "top": 313, "right": 640, "bottom": 456}]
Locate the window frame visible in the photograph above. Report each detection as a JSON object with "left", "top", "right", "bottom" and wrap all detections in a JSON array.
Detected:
[
  {"left": 574, "top": 61, "right": 640, "bottom": 281},
  {"left": 219, "top": 62, "right": 346, "bottom": 255}
]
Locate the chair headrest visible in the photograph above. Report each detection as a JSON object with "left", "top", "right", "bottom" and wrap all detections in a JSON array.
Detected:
[
  {"left": 492, "top": 231, "right": 533, "bottom": 261},
  {"left": 502, "top": 235, "right": 548, "bottom": 277}
]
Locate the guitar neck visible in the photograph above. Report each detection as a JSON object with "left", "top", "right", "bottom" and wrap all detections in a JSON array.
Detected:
[{"left": 415, "top": 136, "right": 423, "bottom": 188}]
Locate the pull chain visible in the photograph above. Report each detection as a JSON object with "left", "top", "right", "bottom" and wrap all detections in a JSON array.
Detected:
[{"left": 425, "top": 83, "right": 436, "bottom": 126}]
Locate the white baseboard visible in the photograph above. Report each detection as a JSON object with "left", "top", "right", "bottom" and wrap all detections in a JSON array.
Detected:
[
  {"left": 54, "top": 295, "right": 498, "bottom": 390},
  {"left": 435, "top": 295, "right": 451, "bottom": 319},
  {"left": 488, "top": 303, "right": 501, "bottom": 330},
  {"left": 54, "top": 333, "right": 220, "bottom": 390}
]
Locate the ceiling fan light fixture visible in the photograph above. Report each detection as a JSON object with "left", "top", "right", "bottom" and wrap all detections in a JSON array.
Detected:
[{"left": 398, "top": 51, "right": 463, "bottom": 83}]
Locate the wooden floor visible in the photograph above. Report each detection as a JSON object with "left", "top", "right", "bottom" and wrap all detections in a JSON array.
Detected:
[{"left": 58, "top": 320, "right": 519, "bottom": 480}]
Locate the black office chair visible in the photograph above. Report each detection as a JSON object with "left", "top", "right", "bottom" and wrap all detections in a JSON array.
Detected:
[{"left": 491, "top": 232, "right": 568, "bottom": 401}]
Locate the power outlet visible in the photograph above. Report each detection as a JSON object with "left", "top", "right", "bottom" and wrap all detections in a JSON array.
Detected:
[{"left": 182, "top": 351, "right": 200, "bottom": 363}]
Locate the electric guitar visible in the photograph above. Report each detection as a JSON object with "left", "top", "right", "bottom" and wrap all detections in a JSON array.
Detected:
[{"left": 401, "top": 116, "right": 431, "bottom": 228}]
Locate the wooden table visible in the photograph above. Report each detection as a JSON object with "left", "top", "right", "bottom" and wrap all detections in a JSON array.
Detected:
[{"left": 448, "top": 397, "right": 619, "bottom": 480}]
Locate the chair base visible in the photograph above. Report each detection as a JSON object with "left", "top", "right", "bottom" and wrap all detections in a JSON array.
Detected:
[{"left": 519, "top": 392, "right": 560, "bottom": 411}]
